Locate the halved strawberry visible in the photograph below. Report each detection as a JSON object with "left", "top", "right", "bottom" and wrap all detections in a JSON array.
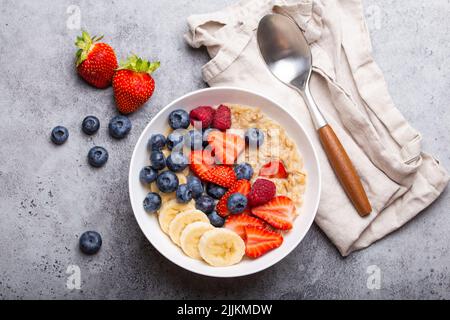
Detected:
[
  {"left": 224, "top": 214, "right": 266, "bottom": 239},
  {"left": 251, "top": 196, "right": 296, "bottom": 230},
  {"left": 203, "top": 165, "right": 236, "bottom": 188},
  {"left": 189, "top": 150, "right": 214, "bottom": 180},
  {"left": 259, "top": 160, "right": 288, "bottom": 179},
  {"left": 207, "top": 131, "right": 245, "bottom": 165},
  {"left": 244, "top": 226, "right": 283, "bottom": 258},
  {"left": 217, "top": 180, "right": 251, "bottom": 217}
]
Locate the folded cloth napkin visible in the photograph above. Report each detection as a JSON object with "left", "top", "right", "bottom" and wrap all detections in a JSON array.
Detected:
[{"left": 184, "top": 0, "right": 449, "bottom": 256}]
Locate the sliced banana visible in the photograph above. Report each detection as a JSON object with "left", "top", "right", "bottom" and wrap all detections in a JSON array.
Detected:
[
  {"left": 168, "top": 210, "right": 209, "bottom": 246},
  {"left": 198, "top": 229, "right": 245, "bottom": 267},
  {"left": 180, "top": 222, "right": 214, "bottom": 260},
  {"left": 158, "top": 199, "right": 195, "bottom": 234}
]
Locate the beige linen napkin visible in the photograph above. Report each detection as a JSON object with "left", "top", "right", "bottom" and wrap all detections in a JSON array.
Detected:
[{"left": 184, "top": 0, "right": 449, "bottom": 256}]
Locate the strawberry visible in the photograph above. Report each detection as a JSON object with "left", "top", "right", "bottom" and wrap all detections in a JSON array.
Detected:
[
  {"left": 112, "top": 55, "right": 160, "bottom": 114},
  {"left": 204, "top": 165, "right": 236, "bottom": 188},
  {"left": 244, "top": 226, "right": 283, "bottom": 258},
  {"left": 189, "top": 150, "right": 215, "bottom": 180},
  {"left": 247, "top": 179, "right": 276, "bottom": 207},
  {"left": 217, "top": 180, "right": 251, "bottom": 217},
  {"left": 207, "top": 131, "right": 245, "bottom": 165},
  {"left": 225, "top": 214, "right": 266, "bottom": 239},
  {"left": 259, "top": 160, "right": 288, "bottom": 179},
  {"left": 75, "top": 31, "right": 118, "bottom": 89},
  {"left": 190, "top": 106, "right": 215, "bottom": 129},
  {"left": 251, "top": 196, "right": 296, "bottom": 230},
  {"left": 212, "top": 104, "right": 231, "bottom": 131}
]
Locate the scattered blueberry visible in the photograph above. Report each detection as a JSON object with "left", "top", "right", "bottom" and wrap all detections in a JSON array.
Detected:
[
  {"left": 168, "top": 109, "right": 190, "bottom": 129},
  {"left": 176, "top": 184, "right": 193, "bottom": 203},
  {"left": 88, "top": 146, "right": 109, "bottom": 167},
  {"left": 139, "top": 166, "right": 158, "bottom": 184},
  {"left": 167, "top": 131, "right": 185, "bottom": 151},
  {"left": 206, "top": 183, "right": 227, "bottom": 199},
  {"left": 51, "top": 126, "right": 69, "bottom": 145},
  {"left": 150, "top": 150, "right": 166, "bottom": 170},
  {"left": 227, "top": 192, "right": 248, "bottom": 214},
  {"left": 156, "top": 171, "right": 179, "bottom": 193},
  {"left": 245, "top": 128, "right": 264, "bottom": 148},
  {"left": 79, "top": 231, "right": 102, "bottom": 255},
  {"left": 108, "top": 115, "right": 132, "bottom": 139},
  {"left": 208, "top": 211, "right": 225, "bottom": 227},
  {"left": 81, "top": 116, "right": 100, "bottom": 135},
  {"left": 187, "top": 176, "right": 204, "bottom": 199},
  {"left": 166, "top": 152, "right": 188, "bottom": 172},
  {"left": 234, "top": 163, "right": 254, "bottom": 180},
  {"left": 143, "top": 192, "right": 162, "bottom": 213},
  {"left": 188, "top": 130, "right": 203, "bottom": 150},
  {"left": 148, "top": 134, "right": 166, "bottom": 151},
  {"left": 195, "top": 195, "right": 215, "bottom": 214}
]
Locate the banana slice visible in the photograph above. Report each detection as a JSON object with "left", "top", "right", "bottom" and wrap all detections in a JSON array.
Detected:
[
  {"left": 158, "top": 199, "right": 195, "bottom": 234},
  {"left": 180, "top": 222, "right": 214, "bottom": 260},
  {"left": 198, "top": 229, "right": 245, "bottom": 267},
  {"left": 168, "top": 210, "right": 209, "bottom": 246}
]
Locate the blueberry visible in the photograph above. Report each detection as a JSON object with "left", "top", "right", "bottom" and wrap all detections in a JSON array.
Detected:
[
  {"left": 51, "top": 126, "right": 69, "bottom": 145},
  {"left": 156, "top": 171, "right": 179, "bottom": 193},
  {"left": 79, "top": 231, "right": 102, "bottom": 255},
  {"left": 143, "top": 192, "right": 162, "bottom": 213},
  {"left": 176, "top": 184, "right": 193, "bottom": 203},
  {"left": 167, "top": 131, "right": 185, "bottom": 151},
  {"left": 227, "top": 192, "right": 248, "bottom": 214},
  {"left": 150, "top": 150, "right": 166, "bottom": 170},
  {"left": 245, "top": 128, "right": 264, "bottom": 148},
  {"left": 208, "top": 211, "right": 225, "bottom": 227},
  {"left": 195, "top": 195, "right": 215, "bottom": 214},
  {"left": 166, "top": 152, "right": 188, "bottom": 172},
  {"left": 148, "top": 134, "right": 166, "bottom": 151},
  {"left": 168, "top": 109, "right": 190, "bottom": 129},
  {"left": 206, "top": 183, "right": 227, "bottom": 199},
  {"left": 187, "top": 176, "right": 204, "bottom": 199},
  {"left": 88, "top": 146, "right": 108, "bottom": 167},
  {"left": 139, "top": 166, "right": 158, "bottom": 184},
  {"left": 108, "top": 115, "right": 132, "bottom": 139},
  {"left": 81, "top": 116, "right": 100, "bottom": 135},
  {"left": 234, "top": 163, "right": 254, "bottom": 180},
  {"left": 188, "top": 130, "right": 203, "bottom": 150}
]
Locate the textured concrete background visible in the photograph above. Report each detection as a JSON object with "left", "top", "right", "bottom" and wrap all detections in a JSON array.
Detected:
[{"left": 0, "top": 0, "right": 448, "bottom": 299}]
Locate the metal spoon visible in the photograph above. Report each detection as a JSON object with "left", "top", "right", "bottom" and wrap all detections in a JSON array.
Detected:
[{"left": 257, "top": 13, "right": 372, "bottom": 216}]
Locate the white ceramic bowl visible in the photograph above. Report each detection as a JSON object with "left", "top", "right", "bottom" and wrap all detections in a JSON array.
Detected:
[{"left": 129, "top": 87, "right": 321, "bottom": 277}]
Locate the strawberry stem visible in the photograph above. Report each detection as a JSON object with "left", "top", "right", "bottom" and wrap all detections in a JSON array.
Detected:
[
  {"left": 75, "top": 30, "right": 104, "bottom": 66},
  {"left": 117, "top": 54, "right": 160, "bottom": 74}
]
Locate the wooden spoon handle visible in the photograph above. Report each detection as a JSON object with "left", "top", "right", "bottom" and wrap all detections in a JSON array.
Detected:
[{"left": 318, "top": 125, "right": 372, "bottom": 216}]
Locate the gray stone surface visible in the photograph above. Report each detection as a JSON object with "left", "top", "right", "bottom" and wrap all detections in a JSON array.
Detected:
[{"left": 0, "top": 0, "right": 448, "bottom": 300}]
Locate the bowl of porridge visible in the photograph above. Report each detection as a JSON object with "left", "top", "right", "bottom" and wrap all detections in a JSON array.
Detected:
[{"left": 129, "top": 87, "right": 321, "bottom": 277}]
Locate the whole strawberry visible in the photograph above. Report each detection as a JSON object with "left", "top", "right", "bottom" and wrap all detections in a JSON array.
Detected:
[
  {"left": 112, "top": 55, "right": 160, "bottom": 114},
  {"left": 75, "top": 31, "right": 118, "bottom": 88}
]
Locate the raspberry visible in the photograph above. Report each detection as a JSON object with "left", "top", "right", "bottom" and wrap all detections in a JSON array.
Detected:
[
  {"left": 247, "top": 179, "right": 276, "bottom": 207},
  {"left": 190, "top": 106, "right": 215, "bottom": 129},
  {"left": 212, "top": 104, "right": 231, "bottom": 130}
]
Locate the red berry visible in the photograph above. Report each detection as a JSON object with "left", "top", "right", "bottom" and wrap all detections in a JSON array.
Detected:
[
  {"left": 207, "top": 131, "right": 245, "bottom": 165},
  {"left": 244, "top": 226, "right": 283, "bottom": 258},
  {"left": 189, "top": 106, "right": 215, "bottom": 129},
  {"left": 224, "top": 214, "right": 266, "bottom": 239},
  {"left": 212, "top": 104, "right": 231, "bottom": 131},
  {"left": 251, "top": 196, "right": 296, "bottom": 230},
  {"left": 259, "top": 160, "right": 288, "bottom": 179},
  {"left": 217, "top": 180, "right": 251, "bottom": 217},
  {"left": 247, "top": 179, "right": 276, "bottom": 207},
  {"left": 75, "top": 31, "right": 118, "bottom": 89}
]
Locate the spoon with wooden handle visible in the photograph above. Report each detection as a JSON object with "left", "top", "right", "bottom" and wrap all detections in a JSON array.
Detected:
[{"left": 257, "top": 13, "right": 372, "bottom": 216}]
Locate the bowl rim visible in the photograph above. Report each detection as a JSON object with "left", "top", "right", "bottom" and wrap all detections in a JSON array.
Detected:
[{"left": 128, "top": 86, "right": 321, "bottom": 277}]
